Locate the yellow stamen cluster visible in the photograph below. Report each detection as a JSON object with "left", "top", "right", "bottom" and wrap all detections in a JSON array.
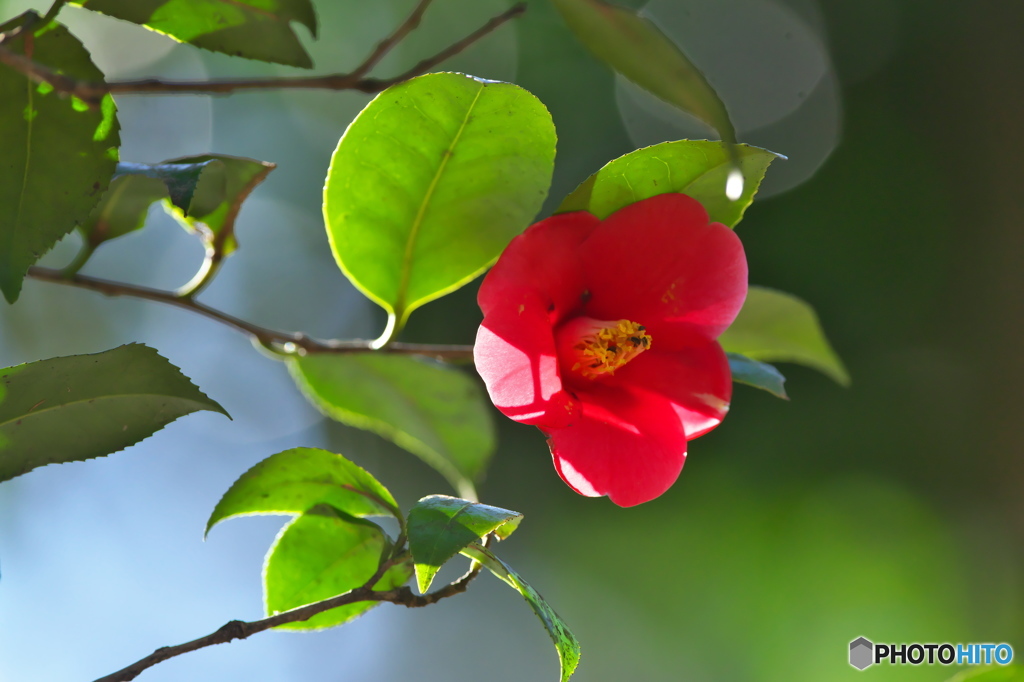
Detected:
[{"left": 569, "top": 319, "right": 651, "bottom": 380}]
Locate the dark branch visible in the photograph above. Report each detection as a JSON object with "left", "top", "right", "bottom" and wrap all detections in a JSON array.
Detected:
[
  {"left": 26, "top": 267, "right": 474, "bottom": 361},
  {"left": 93, "top": 558, "right": 483, "bottom": 682},
  {"left": 0, "top": 3, "right": 526, "bottom": 105}
]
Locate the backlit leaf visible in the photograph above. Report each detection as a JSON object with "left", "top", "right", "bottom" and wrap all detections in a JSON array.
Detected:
[
  {"left": 719, "top": 286, "right": 849, "bottom": 386},
  {"left": 0, "top": 344, "right": 227, "bottom": 482},
  {"left": 70, "top": 0, "right": 317, "bottom": 68},
  {"left": 80, "top": 174, "right": 168, "bottom": 248},
  {"left": 289, "top": 354, "right": 495, "bottom": 500},
  {"left": 323, "top": 72, "right": 556, "bottom": 341},
  {"left": 408, "top": 495, "right": 522, "bottom": 592},
  {"left": 0, "top": 12, "right": 120, "bottom": 303},
  {"left": 462, "top": 543, "right": 581, "bottom": 682},
  {"left": 207, "top": 447, "right": 399, "bottom": 536},
  {"left": 558, "top": 140, "right": 780, "bottom": 227}
]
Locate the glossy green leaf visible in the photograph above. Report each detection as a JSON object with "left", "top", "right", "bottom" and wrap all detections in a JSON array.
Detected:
[
  {"left": 552, "top": 0, "right": 735, "bottom": 151},
  {"left": 70, "top": 0, "right": 317, "bottom": 68},
  {"left": 289, "top": 354, "right": 495, "bottom": 500},
  {"left": 323, "top": 72, "right": 556, "bottom": 341},
  {"left": 0, "top": 11, "right": 120, "bottom": 303},
  {"left": 557, "top": 140, "right": 780, "bottom": 227},
  {"left": 719, "top": 286, "right": 850, "bottom": 386},
  {"left": 207, "top": 447, "right": 399, "bottom": 536},
  {"left": 264, "top": 505, "right": 412, "bottom": 631},
  {"left": 727, "top": 353, "right": 788, "bottom": 400},
  {"left": 947, "top": 667, "right": 1024, "bottom": 682},
  {"left": 80, "top": 174, "right": 168, "bottom": 248},
  {"left": 462, "top": 543, "right": 581, "bottom": 682},
  {"left": 114, "top": 159, "right": 222, "bottom": 214},
  {"left": 160, "top": 154, "right": 275, "bottom": 257},
  {"left": 408, "top": 495, "right": 522, "bottom": 593},
  {"left": 0, "top": 344, "right": 227, "bottom": 483}
]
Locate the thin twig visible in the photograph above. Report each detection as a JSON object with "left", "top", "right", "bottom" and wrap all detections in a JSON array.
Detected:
[
  {"left": 26, "top": 266, "right": 475, "bottom": 361},
  {"left": 0, "top": 3, "right": 526, "bottom": 105},
  {"left": 93, "top": 560, "right": 480, "bottom": 682},
  {"left": 350, "top": 0, "right": 434, "bottom": 78}
]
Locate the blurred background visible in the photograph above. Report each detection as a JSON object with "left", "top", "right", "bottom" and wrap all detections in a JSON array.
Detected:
[{"left": 1, "top": 0, "right": 1021, "bottom": 680}]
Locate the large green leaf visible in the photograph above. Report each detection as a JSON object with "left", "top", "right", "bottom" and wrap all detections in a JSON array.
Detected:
[
  {"left": 551, "top": 0, "right": 738, "bottom": 185},
  {"left": 323, "top": 72, "right": 556, "bottom": 341},
  {"left": 80, "top": 174, "right": 168, "bottom": 248},
  {"left": 160, "top": 154, "right": 276, "bottom": 258},
  {"left": 207, "top": 447, "right": 399, "bottom": 536},
  {"left": 71, "top": 0, "right": 317, "bottom": 68},
  {"left": 0, "top": 344, "right": 227, "bottom": 483},
  {"left": 264, "top": 505, "right": 412, "bottom": 631},
  {"left": 719, "top": 286, "right": 849, "bottom": 386},
  {"left": 408, "top": 495, "right": 522, "bottom": 592},
  {"left": 289, "top": 355, "right": 495, "bottom": 500},
  {"left": 0, "top": 11, "right": 120, "bottom": 303},
  {"left": 727, "top": 353, "right": 788, "bottom": 400},
  {"left": 557, "top": 140, "right": 780, "bottom": 227},
  {"left": 462, "top": 543, "right": 581, "bottom": 682}
]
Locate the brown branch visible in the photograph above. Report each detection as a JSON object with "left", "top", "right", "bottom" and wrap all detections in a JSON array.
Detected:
[
  {"left": 26, "top": 266, "right": 475, "bottom": 361},
  {"left": 0, "top": 3, "right": 526, "bottom": 105},
  {"left": 94, "top": 556, "right": 483, "bottom": 682}
]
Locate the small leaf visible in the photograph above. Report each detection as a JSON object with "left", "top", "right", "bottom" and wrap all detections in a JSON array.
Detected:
[
  {"left": 552, "top": 0, "right": 736, "bottom": 161},
  {"left": 323, "top": 72, "right": 556, "bottom": 340},
  {"left": 264, "top": 505, "right": 412, "bottom": 631},
  {"left": 557, "top": 140, "right": 780, "bottom": 227},
  {"left": 289, "top": 355, "right": 495, "bottom": 499},
  {"left": 207, "top": 447, "right": 399, "bottom": 536},
  {"left": 719, "top": 286, "right": 849, "bottom": 386},
  {"left": 0, "top": 11, "right": 120, "bottom": 303},
  {"left": 727, "top": 353, "right": 788, "bottom": 399},
  {"left": 408, "top": 494, "right": 522, "bottom": 593},
  {"left": 71, "top": 0, "right": 317, "bottom": 68},
  {"left": 0, "top": 344, "right": 227, "bottom": 483},
  {"left": 462, "top": 543, "right": 581, "bottom": 682},
  {"left": 80, "top": 174, "right": 168, "bottom": 248},
  {"left": 114, "top": 160, "right": 223, "bottom": 214},
  {"left": 160, "top": 154, "right": 276, "bottom": 257}
]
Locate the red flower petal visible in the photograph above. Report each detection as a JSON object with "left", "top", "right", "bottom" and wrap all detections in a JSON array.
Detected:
[
  {"left": 475, "top": 291, "right": 580, "bottom": 429},
  {"left": 609, "top": 336, "right": 732, "bottom": 440},
  {"left": 478, "top": 211, "right": 599, "bottom": 322},
  {"left": 580, "top": 193, "right": 748, "bottom": 340},
  {"left": 547, "top": 383, "right": 688, "bottom": 507}
]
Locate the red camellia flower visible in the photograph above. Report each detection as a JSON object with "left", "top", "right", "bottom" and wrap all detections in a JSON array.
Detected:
[{"left": 474, "top": 193, "right": 748, "bottom": 506}]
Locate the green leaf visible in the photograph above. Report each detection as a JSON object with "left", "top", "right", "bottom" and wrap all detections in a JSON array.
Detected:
[
  {"left": 727, "top": 353, "right": 788, "bottom": 400},
  {"left": 70, "top": 0, "right": 317, "bottom": 68},
  {"left": 264, "top": 505, "right": 412, "bottom": 631},
  {"left": 289, "top": 354, "right": 495, "bottom": 500},
  {"left": 207, "top": 447, "right": 399, "bottom": 536},
  {"left": 323, "top": 72, "right": 556, "bottom": 341},
  {"left": 408, "top": 495, "right": 522, "bottom": 593},
  {"left": 0, "top": 11, "right": 120, "bottom": 303},
  {"left": 551, "top": 0, "right": 739, "bottom": 187},
  {"left": 80, "top": 174, "right": 168, "bottom": 248},
  {"left": 462, "top": 543, "right": 581, "bottom": 682},
  {"left": 114, "top": 159, "right": 222, "bottom": 214},
  {"left": 947, "top": 667, "right": 1024, "bottom": 682},
  {"left": 160, "top": 154, "right": 276, "bottom": 258},
  {"left": 557, "top": 140, "right": 780, "bottom": 227},
  {"left": 719, "top": 286, "right": 850, "bottom": 386},
  {"left": 0, "top": 344, "right": 227, "bottom": 483}
]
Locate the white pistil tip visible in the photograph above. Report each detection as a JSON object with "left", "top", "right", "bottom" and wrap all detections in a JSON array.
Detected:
[{"left": 726, "top": 169, "right": 744, "bottom": 201}]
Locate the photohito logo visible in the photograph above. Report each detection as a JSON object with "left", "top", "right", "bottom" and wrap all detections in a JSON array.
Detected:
[{"left": 849, "top": 637, "right": 1014, "bottom": 670}]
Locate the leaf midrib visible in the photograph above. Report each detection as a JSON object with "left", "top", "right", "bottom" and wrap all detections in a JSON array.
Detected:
[
  {"left": 393, "top": 83, "right": 487, "bottom": 318},
  {"left": 0, "top": 391, "right": 207, "bottom": 430}
]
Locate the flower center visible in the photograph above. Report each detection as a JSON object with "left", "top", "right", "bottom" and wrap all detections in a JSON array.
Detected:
[{"left": 556, "top": 317, "right": 652, "bottom": 380}]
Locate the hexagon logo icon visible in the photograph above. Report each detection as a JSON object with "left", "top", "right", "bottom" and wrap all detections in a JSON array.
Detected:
[{"left": 850, "top": 637, "right": 874, "bottom": 670}]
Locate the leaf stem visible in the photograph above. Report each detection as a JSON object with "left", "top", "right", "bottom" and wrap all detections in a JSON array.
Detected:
[
  {"left": 40, "top": 0, "right": 67, "bottom": 25},
  {"left": 25, "top": 266, "right": 475, "bottom": 361},
  {"left": 0, "top": 3, "right": 526, "bottom": 105}
]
